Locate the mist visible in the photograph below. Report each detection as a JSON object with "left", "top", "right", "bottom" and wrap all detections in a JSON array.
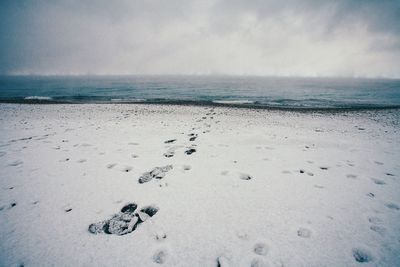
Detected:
[{"left": 1, "top": 0, "right": 399, "bottom": 77}]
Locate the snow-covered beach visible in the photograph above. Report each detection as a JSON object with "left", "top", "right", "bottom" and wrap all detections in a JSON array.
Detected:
[{"left": 0, "top": 103, "right": 399, "bottom": 266}]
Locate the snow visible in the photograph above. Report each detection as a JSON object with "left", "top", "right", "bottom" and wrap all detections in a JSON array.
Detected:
[{"left": 0, "top": 103, "right": 399, "bottom": 266}]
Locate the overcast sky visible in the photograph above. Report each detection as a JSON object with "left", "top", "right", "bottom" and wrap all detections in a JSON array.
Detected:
[{"left": 1, "top": 0, "right": 399, "bottom": 77}]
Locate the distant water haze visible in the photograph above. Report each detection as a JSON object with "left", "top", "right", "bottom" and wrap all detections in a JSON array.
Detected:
[{"left": 1, "top": 75, "right": 399, "bottom": 109}]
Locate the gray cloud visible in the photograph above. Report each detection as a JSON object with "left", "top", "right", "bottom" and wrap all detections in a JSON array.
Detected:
[{"left": 0, "top": 0, "right": 399, "bottom": 77}]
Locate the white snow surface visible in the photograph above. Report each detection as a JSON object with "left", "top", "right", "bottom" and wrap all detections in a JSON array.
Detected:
[{"left": 0, "top": 104, "right": 399, "bottom": 267}]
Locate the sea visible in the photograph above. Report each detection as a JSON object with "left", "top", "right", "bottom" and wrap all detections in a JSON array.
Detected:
[{"left": 1, "top": 75, "right": 400, "bottom": 110}]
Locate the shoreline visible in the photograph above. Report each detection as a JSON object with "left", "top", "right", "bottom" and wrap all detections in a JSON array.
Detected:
[{"left": 1, "top": 100, "right": 399, "bottom": 113}]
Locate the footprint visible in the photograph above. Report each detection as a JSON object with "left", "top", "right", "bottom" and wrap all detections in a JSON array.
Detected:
[
  {"left": 253, "top": 243, "right": 268, "bottom": 256},
  {"left": 131, "top": 154, "right": 139, "bottom": 158},
  {"left": 8, "top": 160, "right": 23, "bottom": 166},
  {"left": 77, "top": 159, "right": 87, "bottom": 163},
  {"left": 239, "top": 173, "right": 252, "bottom": 180},
  {"left": 152, "top": 249, "right": 167, "bottom": 264},
  {"left": 368, "top": 216, "right": 382, "bottom": 224},
  {"left": 185, "top": 148, "right": 196, "bottom": 155},
  {"left": 128, "top": 142, "right": 139, "bottom": 146},
  {"left": 138, "top": 165, "right": 173, "bottom": 184},
  {"left": 221, "top": 170, "right": 229, "bottom": 176},
  {"left": 346, "top": 174, "right": 357, "bottom": 179},
  {"left": 385, "top": 203, "right": 399, "bottom": 211},
  {"left": 370, "top": 225, "right": 386, "bottom": 235},
  {"left": 183, "top": 165, "right": 191, "bottom": 171},
  {"left": 164, "top": 139, "right": 176, "bottom": 144},
  {"left": 320, "top": 167, "right": 329, "bottom": 170},
  {"left": 107, "top": 163, "right": 117, "bottom": 169},
  {"left": 250, "top": 258, "right": 268, "bottom": 267},
  {"left": 217, "top": 256, "right": 230, "bottom": 267},
  {"left": 297, "top": 227, "right": 312, "bottom": 238},
  {"left": 352, "top": 248, "right": 373, "bottom": 263},
  {"left": 155, "top": 231, "right": 167, "bottom": 241},
  {"left": 371, "top": 178, "right": 385, "bottom": 185},
  {"left": 88, "top": 203, "right": 159, "bottom": 235},
  {"left": 107, "top": 163, "right": 133, "bottom": 172},
  {"left": 366, "top": 192, "right": 375, "bottom": 198},
  {"left": 163, "top": 145, "right": 181, "bottom": 158}
]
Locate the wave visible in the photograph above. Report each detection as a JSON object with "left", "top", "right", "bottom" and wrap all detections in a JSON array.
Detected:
[
  {"left": 24, "top": 96, "right": 53, "bottom": 100},
  {"left": 111, "top": 98, "right": 147, "bottom": 103},
  {"left": 212, "top": 100, "right": 255, "bottom": 105}
]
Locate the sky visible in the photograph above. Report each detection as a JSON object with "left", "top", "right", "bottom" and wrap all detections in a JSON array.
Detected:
[{"left": 0, "top": 0, "right": 399, "bottom": 77}]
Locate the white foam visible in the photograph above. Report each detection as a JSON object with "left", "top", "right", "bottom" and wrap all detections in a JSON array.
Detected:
[
  {"left": 213, "top": 100, "right": 254, "bottom": 104},
  {"left": 24, "top": 96, "right": 52, "bottom": 100},
  {"left": 110, "top": 98, "right": 146, "bottom": 103}
]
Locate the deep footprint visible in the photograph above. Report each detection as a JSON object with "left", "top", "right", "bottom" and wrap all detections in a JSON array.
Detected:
[
  {"left": 88, "top": 203, "right": 159, "bottom": 235},
  {"left": 352, "top": 248, "right": 373, "bottom": 263},
  {"left": 253, "top": 243, "right": 269, "bottom": 255},
  {"left": 185, "top": 148, "right": 196, "bottom": 155},
  {"left": 138, "top": 165, "right": 173, "bottom": 184}
]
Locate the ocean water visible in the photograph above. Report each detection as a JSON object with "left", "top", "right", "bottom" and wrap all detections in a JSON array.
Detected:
[{"left": 0, "top": 75, "right": 400, "bottom": 109}]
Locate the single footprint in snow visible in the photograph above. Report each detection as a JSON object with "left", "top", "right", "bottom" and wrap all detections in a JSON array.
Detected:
[
  {"left": 88, "top": 203, "right": 159, "bottom": 235},
  {"left": 366, "top": 192, "right": 375, "bottom": 198},
  {"left": 128, "top": 142, "right": 139, "bottom": 146},
  {"left": 164, "top": 139, "right": 176, "bottom": 144},
  {"left": 163, "top": 145, "right": 181, "bottom": 158},
  {"left": 385, "top": 203, "right": 400, "bottom": 211},
  {"left": 139, "top": 165, "right": 173, "bottom": 184},
  {"left": 77, "top": 159, "right": 87, "bottom": 163},
  {"left": 370, "top": 225, "right": 386, "bottom": 235},
  {"left": 107, "top": 163, "right": 117, "bottom": 169},
  {"left": 155, "top": 231, "right": 167, "bottom": 241},
  {"left": 185, "top": 148, "right": 197, "bottom": 155},
  {"left": 253, "top": 243, "right": 269, "bottom": 256},
  {"left": 240, "top": 173, "right": 252, "bottom": 180},
  {"left": 183, "top": 165, "right": 191, "bottom": 171},
  {"left": 368, "top": 216, "right": 383, "bottom": 224},
  {"left": 346, "top": 174, "right": 357, "bottom": 179},
  {"left": 106, "top": 163, "right": 133, "bottom": 172},
  {"left": 251, "top": 258, "right": 268, "bottom": 267},
  {"left": 153, "top": 249, "right": 167, "bottom": 264},
  {"left": 297, "top": 227, "right": 312, "bottom": 238},
  {"left": 217, "top": 256, "right": 230, "bottom": 267},
  {"left": 8, "top": 160, "right": 23, "bottom": 166},
  {"left": 371, "top": 178, "right": 385, "bottom": 185},
  {"left": 352, "top": 248, "right": 373, "bottom": 263}
]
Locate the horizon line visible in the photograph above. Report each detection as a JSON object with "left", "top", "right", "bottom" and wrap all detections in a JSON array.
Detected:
[{"left": 1, "top": 74, "right": 400, "bottom": 80}]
